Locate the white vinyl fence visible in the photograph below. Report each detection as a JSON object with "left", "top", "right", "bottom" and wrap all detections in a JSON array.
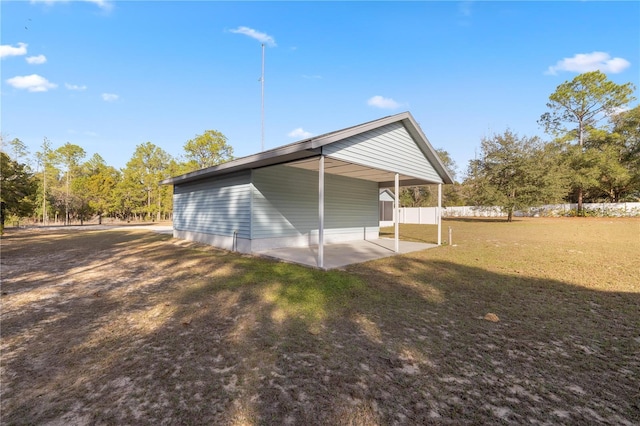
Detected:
[
  {"left": 443, "top": 203, "right": 640, "bottom": 218},
  {"left": 400, "top": 207, "right": 440, "bottom": 224},
  {"left": 383, "top": 203, "right": 640, "bottom": 225}
]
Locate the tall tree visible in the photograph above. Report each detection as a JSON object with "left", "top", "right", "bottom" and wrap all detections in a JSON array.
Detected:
[
  {"left": 0, "top": 152, "right": 37, "bottom": 232},
  {"left": 74, "top": 154, "right": 121, "bottom": 224},
  {"left": 603, "top": 105, "right": 640, "bottom": 201},
  {"left": 6, "top": 137, "right": 31, "bottom": 166},
  {"left": 53, "top": 143, "right": 86, "bottom": 225},
  {"left": 183, "top": 130, "right": 234, "bottom": 171},
  {"left": 538, "top": 71, "right": 636, "bottom": 213},
  {"left": 34, "top": 138, "right": 54, "bottom": 224},
  {"left": 465, "top": 130, "right": 569, "bottom": 222},
  {"left": 121, "top": 142, "right": 173, "bottom": 221}
]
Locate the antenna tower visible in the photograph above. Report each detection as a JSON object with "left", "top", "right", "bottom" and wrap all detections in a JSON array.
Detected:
[{"left": 261, "top": 43, "right": 265, "bottom": 151}]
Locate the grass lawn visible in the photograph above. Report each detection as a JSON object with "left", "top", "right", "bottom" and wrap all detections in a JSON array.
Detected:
[{"left": 1, "top": 218, "right": 639, "bottom": 425}]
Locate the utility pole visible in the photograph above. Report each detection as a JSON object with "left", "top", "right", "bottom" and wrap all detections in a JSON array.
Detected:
[{"left": 261, "top": 43, "right": 265, "bottom": 152}]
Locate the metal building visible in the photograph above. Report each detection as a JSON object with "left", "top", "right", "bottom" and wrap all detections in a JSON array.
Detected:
[{"left": 162, "top": 112, "right": 454, "bottom": 268}]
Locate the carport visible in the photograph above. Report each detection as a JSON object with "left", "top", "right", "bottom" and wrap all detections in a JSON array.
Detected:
[
  {"left": 163, "top": 111, "right": 454, "bottom": 269},
  {"left": 274, "top": 154, "right": 443, "bottom": 269}
]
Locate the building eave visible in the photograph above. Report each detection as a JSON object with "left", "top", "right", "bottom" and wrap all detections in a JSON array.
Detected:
[{"left": 162, "top": 111, "right": 454, "bottom": 186}]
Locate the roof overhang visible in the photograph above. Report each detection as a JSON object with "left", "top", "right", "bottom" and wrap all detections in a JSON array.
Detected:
[
  {"left": 284, "top": 156, "right": 441, "bottom": 188},
  {"left": 162, "top": 111, "right": 454, "bottom": 186},
  {"left": 162, "top": 145, "right": 320, "bottom": 185}
]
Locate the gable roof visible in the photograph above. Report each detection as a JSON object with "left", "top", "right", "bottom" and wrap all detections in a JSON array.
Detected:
[
  {"left": 162, "top": 111, "right": 454, "bottom": 186},
  {"left": 379, "top": 189, "right": 396, "bottom": 202}
]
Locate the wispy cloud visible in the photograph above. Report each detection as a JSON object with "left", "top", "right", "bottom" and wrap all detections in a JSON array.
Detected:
[
  {"left": 230, "top": 26, "right": 276, "bottom": 47},
  {"left": 6, "top": 74, "right": 57, "bottom": 92},
  {"left": 30, "top": 0, "right": 113, "bottom": 11},
  {"left": 288, "top": 128, "right": 313, "bottom": 139},
  {"left": 367, "top": 95, "right": 402, "bottom": 110},
  {"left": 26, "top": 54, "right": 47, "bottom": 64},
  {"left": 457, "top": 1, "right": 474, "bottom": 26},
  {"left": 302, "top": 74, "right": 323, "bottom": 80},
  {"left": 545, "top": 52, "right": 631, "bottom": 75},
  {"left": 85, "top": 0, "right": 112, "bottom": 9},
  {"left": 459, "top": 1, "right": 474, "bottom": 17},
  {"left": 101, "top": 93, "right": 119, "bottom": 102},
  {"left": 1, "top": 42, "right": 28, "bottom": 59},
  {"left": 65, "top": 83, "right": 87, "bottom": 91}
]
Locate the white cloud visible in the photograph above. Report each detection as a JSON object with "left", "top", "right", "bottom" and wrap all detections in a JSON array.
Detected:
[
  {"left": 65, "top": 83, "right": 87, "bottom": 91},
  {"left": 30, "top": 0, "right": 112, "bottom": 10},
  {"left": 230, "top": 26, "right": 276, "bottom": 47},
  {"left": 6, "top": 74, "right": 57, "bottom": 92},
  {"left": 459, "top": 1, "right": 474, "bottom": 17},
  {"left": 545, "top": 51, "right": 631, "bottom": 75},
  {"left": 1, "top": 42, "right": 28, "bottom": 59},
  {"left": 302, "top": 74, "right": 323, "bottom": 80},
  {"left": 101, "top": 93, "right": 119, "bottom": 102},
  {"left": 26, "top": 54, "right": 47, "bottom": 64},
  {"left": 85, "top": 0, "right": 112, "bottom": 9},
  {"left": 288, "top": 128, "right": 313, "bottom": 139},
  {"left": 367, "top": 95, "right": 402, "bottom": 109},
  {"left": 607, "top": 106, "right": 630, "bottom": 117}
]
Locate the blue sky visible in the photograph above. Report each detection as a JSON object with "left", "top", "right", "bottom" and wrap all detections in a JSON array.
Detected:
[{"left": 2, "top": 1, "right": 638, "bottom": 178}]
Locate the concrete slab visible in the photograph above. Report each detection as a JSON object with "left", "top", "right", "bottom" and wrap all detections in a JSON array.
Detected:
[{"left": 254, "top": 238, "right": 438, "bottom": 270}]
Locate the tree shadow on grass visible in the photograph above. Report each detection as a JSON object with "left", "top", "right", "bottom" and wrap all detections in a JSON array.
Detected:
[
  {"left": 379, "top": 224, "right": 439, "bottom": 244},
  {"left": 1, "top": 229, "right": 639, "bottom": 425}
]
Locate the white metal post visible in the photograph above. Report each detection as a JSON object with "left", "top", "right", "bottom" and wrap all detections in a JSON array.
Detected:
[
  {"left": 438, "top": 183, "right": 442, "bottom": 245},
  {"left": 318, "top": 155, "right": 325, "bottom": 268},
  {"left": 395, "top": 173, "right": 399, "bottom": 253}
]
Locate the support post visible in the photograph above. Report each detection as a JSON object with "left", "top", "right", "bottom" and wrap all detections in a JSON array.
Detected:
[
  {"left": 438, "top": 183, "right": 442, "bottom": 245},
  {"left": 318, "top": 155, "right": 325, "bottom": 268},
  {"left": 394, "top": 173, "right": 399, "bottom": 253}
]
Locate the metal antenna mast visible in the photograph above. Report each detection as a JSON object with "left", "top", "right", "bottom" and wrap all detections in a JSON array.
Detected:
[{"left": 260, "top": 43, "right": 265, "bottom": 151}]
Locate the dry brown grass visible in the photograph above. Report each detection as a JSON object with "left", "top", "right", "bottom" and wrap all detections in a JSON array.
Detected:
[{"left": 1, "top": 218, "right": 639, "bottom": 425}]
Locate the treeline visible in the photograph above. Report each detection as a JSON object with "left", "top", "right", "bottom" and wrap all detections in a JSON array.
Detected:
[
  {"left": 0, "top": 130, "right": 232, "bottom": 231},
  {"left": 401, "top": 71, "right": 639, "bottom": 221},
  {"left": 1, "top": 72, "right": 638, "bottom": 229}
]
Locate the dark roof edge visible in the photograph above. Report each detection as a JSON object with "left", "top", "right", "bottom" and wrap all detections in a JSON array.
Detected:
[{"left": 161, "top": 140, "right": 318, "bottom": 185}]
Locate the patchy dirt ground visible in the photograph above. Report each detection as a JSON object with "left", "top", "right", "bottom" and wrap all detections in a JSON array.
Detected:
[{"left": 1, "top": 223, "right": 639, "bottom": 425}]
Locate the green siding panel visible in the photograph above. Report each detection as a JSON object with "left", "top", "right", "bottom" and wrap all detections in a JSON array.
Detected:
[
  {"left": 252, "top": 164, "right": 378, "bottom": 239},
  {"left": 173, "top": 171, "right": 251, "bottom": 238},
  {"left": 324, "top": 122, "right": 443, "bottom": 183}
]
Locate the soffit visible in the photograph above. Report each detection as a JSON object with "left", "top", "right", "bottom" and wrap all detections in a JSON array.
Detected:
[{"left": 284, "top": 157, "right": 438, "bottom": 187}]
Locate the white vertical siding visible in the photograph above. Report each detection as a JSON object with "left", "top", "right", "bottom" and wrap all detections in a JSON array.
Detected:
[
  {"left": 323, "top": 122, "right": 443, "bottom": 183},
  {"left": 251, "top": 164, "right": 378, "bottom": 239},
  {"left": 173, "top": 171, "right": 251, "bottom": 238}
]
